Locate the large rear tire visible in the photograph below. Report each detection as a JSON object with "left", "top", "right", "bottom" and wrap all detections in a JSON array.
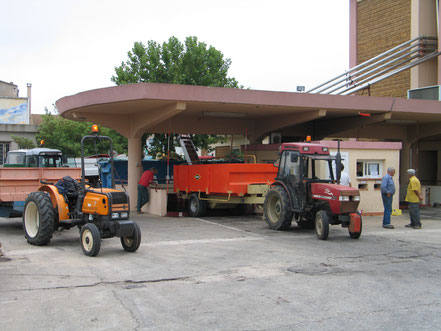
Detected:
[
  {"left": 264, "top": 186, "right": 292, "bottom": 230},
  {"left": 188, "top": 193, "right": 207, "bottom": 217},
  {"left": 121, "top": 222, "right": 141, "bottom": 252},
  {"left": 23, "top": 192, "right": 55, "bottom": 246},
  {"left": 80, "top": 223, "right": 101, "bottom": 257},
  {"left": 315, "top": 210, "right": 329, "bottom": 240}
]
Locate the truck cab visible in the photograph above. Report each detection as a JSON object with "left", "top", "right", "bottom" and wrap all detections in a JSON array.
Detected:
[{"left": 4, "top": 148, "right": 65, "bottom": 168}]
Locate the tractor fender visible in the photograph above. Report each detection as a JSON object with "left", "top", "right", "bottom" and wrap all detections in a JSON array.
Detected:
[
  {"left": 314, "top": 200, "right": 332, "bottom": 218},
  {"left": 38, "top": 185, "right": 70, "bottom": 221},
  {"left": 270, "top": 181, "right": 293, "bottom": 211}
]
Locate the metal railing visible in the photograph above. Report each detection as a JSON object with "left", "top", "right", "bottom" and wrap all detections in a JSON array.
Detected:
[{"left": 307, "top": 36, "right": 440, "bottom": 95}]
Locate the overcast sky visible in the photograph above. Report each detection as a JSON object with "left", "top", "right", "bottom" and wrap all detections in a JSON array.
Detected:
[{"left": 1, "top": 0, "right": 349, "bottom": 114}]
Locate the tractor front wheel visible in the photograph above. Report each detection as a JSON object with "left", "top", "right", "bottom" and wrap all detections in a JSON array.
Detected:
[
  {"left": 315, "top": 210, "right": 329, "bottom": 240},
  {"left": 80, "top": 223, "right": 101, "bottom": 257},
  {"left": 264, "top": 186, "right": 292, "bottom": 230},
  {"left": 121, "top": 222, "right": 141, "bottom": 252},
  {"left": 349, "top": 216, "right": 362, "bottom": 239},
  {"left": 23, "top": 192, "right": 55, "bottom": 246}
]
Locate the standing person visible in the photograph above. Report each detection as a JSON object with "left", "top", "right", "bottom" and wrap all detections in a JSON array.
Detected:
[
  {"left": 380, "top": 167, "right": 396, "bottom": 229},
  {"left": 137, "top": 167, "right": 158, "bottom": 214},
  {"left": 405, "top": 169, "right": 423, "bottom": 229},
  {"left": 339, "top": 163, "right": 351, "bottom": 187}
]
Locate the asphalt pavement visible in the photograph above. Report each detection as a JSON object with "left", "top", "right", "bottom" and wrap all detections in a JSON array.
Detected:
[{"left": 1, "top": 208, "right": 441, "bottom": 330}]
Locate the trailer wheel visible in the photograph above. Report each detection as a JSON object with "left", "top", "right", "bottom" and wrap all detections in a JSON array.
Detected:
[
  {"left": 23, "top": 192, "right": 55, "bottom": 246},
  {"left": 264, "top": 186, "right": 292, "bottom": 230},
  {"left": 315, "top": 210, "right": 329, "bottom": 240},
  {"left": 80, "top": 223, "right": 101, "bottom": 257},
  {"left": 188, "top": 193, "right": 207, "bottom": 217},
  {"left": 349, "top": 217, "right": 362, "bottom": 239},
  {"left": 121, "top": 222, "right": 141, "bottom": 252}
]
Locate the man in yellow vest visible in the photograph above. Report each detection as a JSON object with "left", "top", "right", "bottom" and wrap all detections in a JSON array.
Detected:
[{"left": 405, "top": 169, "right": 423, "bottom": 229}]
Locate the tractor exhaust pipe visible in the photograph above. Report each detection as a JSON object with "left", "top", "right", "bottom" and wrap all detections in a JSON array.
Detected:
[{"left": 335, "top": 139, "right": 342, "bottom": 184}]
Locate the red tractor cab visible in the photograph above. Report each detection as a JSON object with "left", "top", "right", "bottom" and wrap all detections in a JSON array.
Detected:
[{"left": 263, "top": 142, "right": 362, "bottom": 240}]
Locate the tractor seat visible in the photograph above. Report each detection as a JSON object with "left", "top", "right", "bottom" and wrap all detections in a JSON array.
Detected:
[{"left": 55, "top": 176, "right": 81, "bottom": 212}]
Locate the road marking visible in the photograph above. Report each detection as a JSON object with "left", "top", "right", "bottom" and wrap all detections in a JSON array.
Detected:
[
  {"left": 194, "top": 218, "right": 262, "bottom": 237},
  {"left": 366, "top": 228, "right": 441, "bottom": 236},
  {"left": 421, "top": 215, "right": 441, "bottom": 220},
  {"left": 6, "top": 248, "right": 61, "bottom": 256},
  {"left": 144, "top": 236, "right": 263, "bottom": 247}
]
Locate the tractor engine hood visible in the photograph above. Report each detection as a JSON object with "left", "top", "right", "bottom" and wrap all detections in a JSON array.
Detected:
[
  {"left": 310, "top": 183, "right": 359, "bottom": 198},
  {"left": 310, "top": 183, "right": 360, "bottom": 215}
]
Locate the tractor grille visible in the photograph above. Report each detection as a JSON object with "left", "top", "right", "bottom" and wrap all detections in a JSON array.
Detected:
[{"left": 110, "top": 192, "right": 128, "bottom": 205}]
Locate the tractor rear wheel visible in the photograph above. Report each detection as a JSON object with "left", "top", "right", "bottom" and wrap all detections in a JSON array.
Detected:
[
  {"left": 188, "top": 193, "right": 207, "bottom": 217},
  {"left": 264, "top": 186, "right": 292, "bottom": 230},
  {"left": 121, "top": 222, "right": 141, "bottom": 252},
  {"left": 80, "top": 223, "right": 101, "bottom": 257},
  {"left": 315, "top": 210, "right": 329, "bottom": 240},
  {"left": 23, "top": 192, "right": 55, "bottom": 246}
]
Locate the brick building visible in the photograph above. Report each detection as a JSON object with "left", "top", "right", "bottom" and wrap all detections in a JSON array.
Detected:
[{"left": 350, "top": 0, "right": 440, "bottom": 98}]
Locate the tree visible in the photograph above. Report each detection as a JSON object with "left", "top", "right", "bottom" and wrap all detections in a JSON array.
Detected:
[
  {"left": 112, "top": 36, "right": 240, "bottom": 158},
  {"left": 11, "top": 136, "right": 35, "bottom": 149},
  {"left": 37, "top": 109, "right": 128, "bottom": 156}
]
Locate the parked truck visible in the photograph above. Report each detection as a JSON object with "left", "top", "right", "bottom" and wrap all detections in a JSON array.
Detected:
[
  {"left": 4, "top": 148, "right": 101, "bottom": 186},
  {"left": 174, "top": 163, "right": 277, "bottom": 217},
  {"left": 4, "top": 148, "right": 64, "bottom": 168},
  {"left": 0, "top": 167, "right": 82, "bottom": 217}
]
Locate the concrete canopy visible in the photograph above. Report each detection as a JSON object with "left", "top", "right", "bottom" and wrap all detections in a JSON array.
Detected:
[{"left": 56, "top": 82, "right": 441, "bottom": 209}]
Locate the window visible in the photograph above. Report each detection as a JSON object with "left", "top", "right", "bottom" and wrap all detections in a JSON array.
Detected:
[
  {"left": 356, "top": 160, "right": 383, "bottom": 178},
  {"left": 0, "top": 142, "right": 10, "bottom": 165}
]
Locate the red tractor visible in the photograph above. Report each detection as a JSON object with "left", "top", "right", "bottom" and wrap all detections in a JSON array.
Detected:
[{"left": 263, "top": 141, "right": 362, "bottom": 240}]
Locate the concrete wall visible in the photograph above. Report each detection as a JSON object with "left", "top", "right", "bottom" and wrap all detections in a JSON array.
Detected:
[
  {"left": 410, "top": 0, "right": 439, "bottom": 89},
  {"left": 345, "top": 148, "right": 400, "bottom": 213},
  {"left": 0, "top": 81, "right": 18, "bottom": 98},
  {"left": 0, "top": 124, "right": 39, "bottom": 150}
]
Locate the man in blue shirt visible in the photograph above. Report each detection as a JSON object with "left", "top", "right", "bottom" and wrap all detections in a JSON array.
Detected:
[{"left": 381, "top": 167, "right": 396, "bottom": 229}]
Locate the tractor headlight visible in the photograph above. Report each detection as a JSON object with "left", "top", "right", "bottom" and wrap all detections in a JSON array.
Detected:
[
  {"left": 339, "top": 196, "right": 350, "bottom": 201},
  {"left": 353, "top": 196, "right": 360, "bottom": 201},
  {"left": 120, "top": 212, "right": 128, "bottom": 218},
  {"left": 112, "top": 212, "right": 119, "bottom": 219}
]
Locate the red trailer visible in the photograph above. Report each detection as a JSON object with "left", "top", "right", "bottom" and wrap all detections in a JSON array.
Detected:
[{"left": 174, "top": 163, "right": 278, "bottom": 217}]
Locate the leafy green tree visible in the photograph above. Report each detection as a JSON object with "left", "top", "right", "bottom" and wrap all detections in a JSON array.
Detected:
[
  {"left": 11, "top": 136, "right": 35, "bottom": 149},
  {"left": 112, "top": 36, "right": 239, "bottom": 158},
  {"left": 37, "top": 109, "right": 128, "bottom": 157},
  {"left": 143, "top": 133, "right": 225, "bottom": 160}
]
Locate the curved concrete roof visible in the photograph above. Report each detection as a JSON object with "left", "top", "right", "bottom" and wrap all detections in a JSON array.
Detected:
[{"left": 56, "top": 82, "right": 441, "bottom": 140}]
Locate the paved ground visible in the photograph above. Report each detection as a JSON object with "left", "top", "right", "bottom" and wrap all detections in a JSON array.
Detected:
[{"left": 1, "top": 208, "right": 441, "bottom": 330}]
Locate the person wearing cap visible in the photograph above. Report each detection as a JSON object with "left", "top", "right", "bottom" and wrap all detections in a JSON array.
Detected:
[
  {"left": 380, "top": 167, "right": 396, "bottom": 229},
  {"left": 405, "top": 169, "right": 423, "bottom": 229},
  {"left": 137, "top": 167, "right": 158, "bottom": 214}
]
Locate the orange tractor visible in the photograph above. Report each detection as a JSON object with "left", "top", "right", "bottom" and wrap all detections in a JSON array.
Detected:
[{"left": 22, "top": 125, "right": 141, "bottom": 256}]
